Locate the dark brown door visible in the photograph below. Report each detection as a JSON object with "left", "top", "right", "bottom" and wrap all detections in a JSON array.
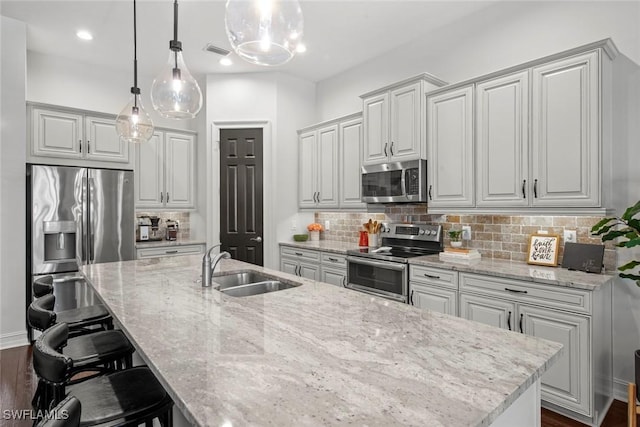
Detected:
[{"left": 220, "top": 128, "right": 264, "bottom": 266}]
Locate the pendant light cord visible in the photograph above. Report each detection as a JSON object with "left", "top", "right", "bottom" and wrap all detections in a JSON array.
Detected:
[
  {"left": 173, "top": 0, "right": 179, "bottom": 69},
  {"left": 132, "top": 0, "right": 139, "bottom": 108}
]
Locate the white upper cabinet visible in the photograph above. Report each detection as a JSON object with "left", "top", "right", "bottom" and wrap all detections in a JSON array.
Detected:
[
  {"left": 135, "top": 130, "right": 196, "bottom": 209},
  {"left": 362, "top": 74, "right": 446, "bottom": 166},
  {"left": 426, "top": 85, "right": 475, "bottom": 208},
  {"left": 339, "top": 115, "right": 365, "bottom": 209},
  {"left": 30, "top": 105, "right": 128, "bottom": 164},
  {"left": 476, "top": 71, "right": 530, "bottom": 207},
  {"left": 298, "top": 113, "right": 364, "bottom": 210},
  {"left": 531, "top": 51, "right": 600, "bottom": 207}
]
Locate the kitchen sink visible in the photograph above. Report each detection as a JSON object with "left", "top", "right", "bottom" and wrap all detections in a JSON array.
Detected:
[{"left": 212, "top": 270, "right": 300, "bottom": 297}]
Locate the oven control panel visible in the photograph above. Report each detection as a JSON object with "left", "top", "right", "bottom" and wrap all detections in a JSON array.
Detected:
[{"left": 381, "top": 223, "right": 442, "bottom": 241}]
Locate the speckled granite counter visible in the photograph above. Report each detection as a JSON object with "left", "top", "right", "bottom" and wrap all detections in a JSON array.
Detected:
[
  {"left": 409, "top": 255, "right": 613, "bottom": 291},
  {"left": 82, "top": 255, "right": 562, "bottom": 427},
  {"left": 279, "top": 239, "right": 357, "bottom": 254},
  {"left": 135, "top": 238, "right": 206, "bottom": 249}
]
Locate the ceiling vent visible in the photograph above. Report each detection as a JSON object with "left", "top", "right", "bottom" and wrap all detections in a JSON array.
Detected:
[{"left": 204, "top": 43, "right": 231, "bottom": 56}]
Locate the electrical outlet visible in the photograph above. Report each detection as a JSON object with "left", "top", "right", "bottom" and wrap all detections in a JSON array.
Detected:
[
  {"left": 462, "top": 226, "right": 471, "bottom": 240},
  {"left": 564, "top": 230, "right": 577, "bottom": 243},
  {"left": 324, "top": 220, "right": 330, "bottom": 231},
  {"left": 291, "top": 219, "right": 297, "bottom": 232}
]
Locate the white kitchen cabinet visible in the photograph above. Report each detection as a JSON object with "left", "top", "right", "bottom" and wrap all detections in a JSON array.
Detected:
[
  {"left": 280, "top": 246, "right": 321, "bottom": 280},
  {"left": 135, "top": 130, "right": 196, "bottom": 209},
  {"left": 531, "top": 51, "right": 601, "bottom": 207},
  {"left": 298, "top": 124, "right": 339, "bottom": 209},
  {"left": 339, "top": 115, "right": 365, "bottom": 209},
  {"left": 298, "top": 112, "right": 364, "bottom": 210},
  {"left": 362, "top": 74, "right": 446, "bottom": 166},
  {"left": 30, "top": 105, "right": 128, "bottom": 163},
  {"left": 476, "top": 71, "right": 530, "bottom": 207},
  {"left": 320, "top": 252, "right": 347, "bottom": 287},
  {"left": 409, "top": 265, "right": 459, "bottom": 316},
  {"left": 426, "top": 85, "right": 475, "bottom": 208},
  {"left": 458, "top": 271, "right": 611, "bottom": 425},
  {"left": 136, "top": 243, "right": 205, "bottom": 259}
]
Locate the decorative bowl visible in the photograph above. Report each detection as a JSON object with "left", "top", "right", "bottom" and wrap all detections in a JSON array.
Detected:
[{"left": 293, "top": 234, "right": 309, "bottom": 242}]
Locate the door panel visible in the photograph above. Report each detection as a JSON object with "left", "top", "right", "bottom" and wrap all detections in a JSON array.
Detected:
[
  {"left": 362, "top": 93, "right": 389, "bottom": 165},
  {"left": 298, "top": 131, "right": 317, "bottom": 208},
  {"left": 220, "top": 128, "right": 264, "bottom": 266},
  {"left": 165, "top": 132, "right": 195, "bottom": 208},
  {"left": 390, "top": 82, "right": 421, "bottom": 160},
  {"left": 460, "top": 293, "right": 516, "bottom": 331},
  {"left": 317, "top": 125, "right": 339, "bottom": 207}
]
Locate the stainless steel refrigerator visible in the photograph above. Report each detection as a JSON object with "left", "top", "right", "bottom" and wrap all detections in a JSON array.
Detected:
[{"left": 26, "top": 164, "right": 135, "bottom": 339}]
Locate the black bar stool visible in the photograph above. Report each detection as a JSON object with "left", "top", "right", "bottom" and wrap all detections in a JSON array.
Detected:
[
  {"left": 28, "top": 294, "right": 113, "bottom": 337},
  {"left": 31, "top": 321, "right": 135, "bottom": 411},
  {"left": 33, "top": 323, "right": 173, "bottom": 426},
  {"left": 33, "top": 275, "right": 55, "bottom": 298},
  {"left": 35, "top": 396, "right": 81, "bottom": 427}
]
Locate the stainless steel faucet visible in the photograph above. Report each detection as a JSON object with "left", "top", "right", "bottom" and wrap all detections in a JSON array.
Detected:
[{"left": 202, "top": 244, "right": 231, "bottom": 287}]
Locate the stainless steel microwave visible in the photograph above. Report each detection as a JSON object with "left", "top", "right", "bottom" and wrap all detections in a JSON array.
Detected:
[{"left": 361, "top": 160, "right": 427, "bottom": 203}]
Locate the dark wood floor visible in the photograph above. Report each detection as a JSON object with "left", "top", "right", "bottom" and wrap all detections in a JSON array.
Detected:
[{"left": 0, "top": 344, "right": 633, "bottom": 426}]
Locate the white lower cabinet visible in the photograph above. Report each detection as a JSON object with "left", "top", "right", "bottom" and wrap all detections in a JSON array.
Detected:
[
  {"left": 136, "top": 243, "right": 205, "bottom": 259},
  {"left": 279, "top": 246, "right": 321, "bottom": 281},
  {"left": 320, "top": 253, "right": 347, "bottom": 287},
  {"left": 409, "top": 265, "right": 458, "bottom": 316},
  {"left": 458, "top": 272, "right": 610, "bottom": 425}
]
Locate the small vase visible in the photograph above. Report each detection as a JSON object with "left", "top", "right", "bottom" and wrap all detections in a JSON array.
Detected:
[
  {"left": 368, "top": 232, "right": 379, "bottom": 248},
  {"left": 451, "top": 241, "right": 462, "bottom": 248},
  {"left": 309, "top": 231, "right": 320, "bottom": 241}
]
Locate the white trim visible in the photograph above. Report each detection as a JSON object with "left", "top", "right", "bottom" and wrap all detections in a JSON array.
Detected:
[
  {"left": 0, "top": 331, "right": 29, "bottom": 350},
  {"left": 614, "top": 377, "right": 630, "bottom": 402},
  {"left": 209, "top": 121, "right": 275, "bottom": 268}
]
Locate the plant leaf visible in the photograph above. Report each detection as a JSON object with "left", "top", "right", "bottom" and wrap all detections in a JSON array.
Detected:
[
  {"left": 620, "top": 273, "right": 640, "bottom": 282},
  {"left": 622, "top": 200, "right": 640, "bottom": 221},
  {"left": 592, "top": 224, "right": 616, "bottom": 236},
  {"left": 591, "top": 217, "right": 616, "bottom": 233},
  {"left": 619, "top": 260, "right": 640, "bottom": 271},
  {"left": 628, "top": 218, "right": 640, "bottom": 233},
  {"left": 601, "top": 230, "right": 629, "bottom": 241},
  {"left": 623, "top": 238, "right": 640, "bottom": 248}
]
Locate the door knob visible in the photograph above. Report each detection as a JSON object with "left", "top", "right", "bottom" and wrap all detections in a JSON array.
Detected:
[{"left": 250, "top": 236, "right": 263, "bottom": 243}]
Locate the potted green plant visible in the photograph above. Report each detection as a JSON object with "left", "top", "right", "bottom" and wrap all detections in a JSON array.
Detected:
[
  {"left": 591, "top": 200, "right": 640, "bottom": 286},
  {"left": 448, "top": 229, "right": 463, "bottom": 248}
]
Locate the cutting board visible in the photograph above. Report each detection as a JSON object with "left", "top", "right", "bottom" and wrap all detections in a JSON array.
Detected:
[{"left": 561, "top": 242, "right": 605, "bottom": 273}]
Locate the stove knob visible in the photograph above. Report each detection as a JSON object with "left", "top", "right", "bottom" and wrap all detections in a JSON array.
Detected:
[
  {"left": 429, "top": 230, "right": 437, "bottom": 236},
  {"left": 419, "top": 229, "right": 426, "bottom": 235}
]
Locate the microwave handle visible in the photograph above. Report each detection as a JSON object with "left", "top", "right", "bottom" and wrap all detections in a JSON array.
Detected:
[{"left": 401, "top": 169, "right": 407, "bottom": 197}]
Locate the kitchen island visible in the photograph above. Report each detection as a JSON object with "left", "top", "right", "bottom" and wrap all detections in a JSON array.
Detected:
[{"left": 82, "top": 255, "right": 562, "bottom": 427}]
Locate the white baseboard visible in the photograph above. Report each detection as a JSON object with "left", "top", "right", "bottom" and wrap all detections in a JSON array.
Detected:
[
  {"left": 614, "top": 377, "right": 630, "bottom": 402},
  {"left": 0, "top": 331, "right": 29, "bottom": 350}
]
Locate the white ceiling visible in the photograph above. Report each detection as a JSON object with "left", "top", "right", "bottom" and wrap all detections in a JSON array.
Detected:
[{"left": 0, "top": 0, "right": 500, "bottom": 82}]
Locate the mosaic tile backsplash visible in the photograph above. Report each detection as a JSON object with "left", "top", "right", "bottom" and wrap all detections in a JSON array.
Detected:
[{"left": 314, "top": 205, "right": 616, "bottom": 271}]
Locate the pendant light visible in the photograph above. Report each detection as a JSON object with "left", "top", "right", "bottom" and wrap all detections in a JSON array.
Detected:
[
  {"left": 150, "top": 0, "right": 202, "bottom": 119},
  {"left": 116, "top": 0, "right": 154, "bottom": 143},
  {"left": 225, "top": 0, "right": 304, "bottom": 66}
]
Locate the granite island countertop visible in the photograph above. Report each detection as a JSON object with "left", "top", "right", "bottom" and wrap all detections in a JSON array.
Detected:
[{"left": 82, "top": 255, "right": 562, "bottom": 427}]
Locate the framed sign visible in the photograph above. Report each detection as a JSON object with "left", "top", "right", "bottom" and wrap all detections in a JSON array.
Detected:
[{"left": 527, "top": 234, "right": 560, "bottom": 266}]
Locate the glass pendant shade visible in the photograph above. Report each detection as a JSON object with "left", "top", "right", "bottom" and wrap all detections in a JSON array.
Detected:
[
  {"left": 150, "top": 49, "right": 202, "bottom": 119},
  {"left": 116, "top": 93, "right": 154, "bottom": 143},
  {"left": 225, "top": 0, "right": 304, "bottom": 66}
]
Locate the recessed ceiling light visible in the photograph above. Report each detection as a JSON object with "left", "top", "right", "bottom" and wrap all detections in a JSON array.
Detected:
[
  {"left": 76, "top": 30, "right": 93, "bottom": 41},
  {"left": 219, "top": 57, "right": 233, "bottom": 66},
  {"left": 296, "top": 43, "right": 307, "bottom": 54}
]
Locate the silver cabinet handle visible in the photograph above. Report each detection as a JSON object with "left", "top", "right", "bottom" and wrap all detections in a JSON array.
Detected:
[{"left": 250, "top": 236, "right": 263, "bottom": 243}]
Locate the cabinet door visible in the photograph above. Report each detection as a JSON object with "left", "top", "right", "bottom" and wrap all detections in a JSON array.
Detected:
[
  {"left": 84, "top": 116, "right": 129, "bottom": 163},
  {"left": 339, "top": 117, "right": 365, "bottom": 208},
  {"left": 520, "top": 304, "right": 591, "bottom": 416},
  {"left": 299, "top": 262, "right": 320, "bottom": 281},
  {"left": 362, "top": 92, "right": 389, "bottom": 165},
  {"left": 135, "top": 132, "right": 164, "bottom": 208},
  {"left": 459, "top": 293, "right": 516, "bottom": 331},
  {"left": 321, "top": 267, "right": 346, "bottom": 287},
  {"left": 410, "top": 283, "right": 457, "bottom": 316},
  {"left": 390, "top": 82, "right": 422, "bottom": 161},
  {"left": 164, "top": 132, "right": 196, "bottom": 208},
  {"left": 298, "top": 131, "right": 317, "bottom": 208},
  {"left": 476, "top": 71, "right": 529, "bottom": 207},
  {"left": 426, "top": 86, "right": 474, "bottom": 207},
  {"left": 531, "top": 51, "right": 600, "bottom": 207},
  {"left": 317, "top": 125, "right": 339, "bottom": 208},
  {"left": 31, "top": 107, "right": 83, "bottom": 159},
  {"left": 280, "top": 258, "right": 299, "bottom": 276}
]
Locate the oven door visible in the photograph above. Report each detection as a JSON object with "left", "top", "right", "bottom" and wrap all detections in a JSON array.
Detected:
[{"left": 346, "top": 256, "right": 407, "bottom": 303}]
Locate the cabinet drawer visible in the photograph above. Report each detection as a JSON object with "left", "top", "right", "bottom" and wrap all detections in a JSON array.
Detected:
[
  {"left": 410, "top": 265, "right": 459, "bottom": 290},
  {"left": 459, "top": 273, "right": 592, "bottom": 315},
  {"left": 136, "top": 244, "right": 205, "bottom": 259},
  {"left": 281, "top": 246, "right": 321, "bottom": 262},
  {"left": 321, "top": 252, "right": 347, "bottom": 267}
]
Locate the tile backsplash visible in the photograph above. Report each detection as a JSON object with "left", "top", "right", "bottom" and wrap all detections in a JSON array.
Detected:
[
  {"left": 136, "top": 211, "right": 191, "bottom": 239},
  {"left": 315, "top": 205, "right": 616, "bottom": 271}
]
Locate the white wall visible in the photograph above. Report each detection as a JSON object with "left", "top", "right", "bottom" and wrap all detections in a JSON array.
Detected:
[
  {"left": 314, "top": 0, "right": 640, "bottom": 400},
  {"left": 0, "top": 16, "right": 28, "bottom": 348},
  {"left": 316, "top": 1, "right": 640, "bottom": 121},
  {"left": 205, "top": 72, "right": 315, "bottom": 269}
]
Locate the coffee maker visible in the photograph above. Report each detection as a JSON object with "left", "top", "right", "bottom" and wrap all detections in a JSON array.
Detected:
[
  {"left": 148, "top": 216, "right": 164, "bottom": 241},
  {"left": 165, "top": 219, "right": 179, "bottom": 241}
]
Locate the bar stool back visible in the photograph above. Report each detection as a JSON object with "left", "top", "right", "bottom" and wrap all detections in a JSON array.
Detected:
[
  {"left": 33, "top": 275, "right": 54, "bottom": 298},
  {"left": 28, "top": 294, "right": 113, "bottom": 337},
  {"left": 35, "top": 396, "right": 81, "bottom": 427}
]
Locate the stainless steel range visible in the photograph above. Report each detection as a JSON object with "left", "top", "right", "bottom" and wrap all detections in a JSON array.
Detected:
[{"left": 346, "top": 223, "right": 443, "bottom": 303}]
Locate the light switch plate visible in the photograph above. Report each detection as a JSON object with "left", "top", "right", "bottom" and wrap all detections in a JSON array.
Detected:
[
  {"left": 564, "top": 230, "right": 577, "bottom": 243},
  {"left": 462, "top": 226, "right": 471, "bottom": 240}
]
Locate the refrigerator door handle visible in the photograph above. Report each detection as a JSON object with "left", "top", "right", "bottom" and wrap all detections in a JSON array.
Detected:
[{"left": 87, "top": 174, "right": 95, "bottom": 263}]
